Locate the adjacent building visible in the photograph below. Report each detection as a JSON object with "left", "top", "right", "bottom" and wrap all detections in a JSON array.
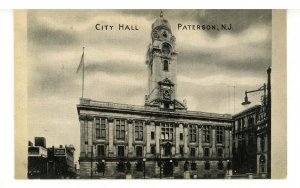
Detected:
[
  {"left": 232, "top": 67, "right": 271, "bottom": 178},
  {"left": 232, "top": 105, "right": 260, "bottom": 175},
  {"left": 27, "top": 137, "right": 77, "bottom": 179},
  {"left": 77, "top": 12, "right": 233, "bottom": 179},
  {"left": 27, "top": 138, "right": 48, "bottom": 179}
]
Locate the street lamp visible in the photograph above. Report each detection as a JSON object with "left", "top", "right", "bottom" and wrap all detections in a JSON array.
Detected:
[
  {"left": 241, "top": 84, "right": 266, "bottom": 106},
  {"left": 102, "top": 159, "right": 105, "bottom": 177},
  {"left": 143, "top": 158, "right": 146, "bottom": 178},
  {"left": 170, "top": 159, "right": 173, "bottom": 178},
  {"left": 241, "top": 67, "right": 271, "bottom": 178},
  {"left": 159, "top": 139, "right": 162, "bottom": 179},
  {"left": 90, "top": 144, "right": 94, "bottom": 179},
  {"left": 226, "top": 159, "right": 231, "bottom": 175}
]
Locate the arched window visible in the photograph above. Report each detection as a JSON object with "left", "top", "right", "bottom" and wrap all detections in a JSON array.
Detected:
[{"left": 163, "top": 60, "right": 169, "bottom": 71}]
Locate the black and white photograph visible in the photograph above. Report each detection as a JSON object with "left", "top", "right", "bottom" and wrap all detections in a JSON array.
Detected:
[{"left": 14, "top": 9, "right": 286, "bottom": 179}]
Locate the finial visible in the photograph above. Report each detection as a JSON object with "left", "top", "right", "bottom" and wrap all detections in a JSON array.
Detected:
[{"left": 160, "top": 10, "right": 163, "bottom": 18}]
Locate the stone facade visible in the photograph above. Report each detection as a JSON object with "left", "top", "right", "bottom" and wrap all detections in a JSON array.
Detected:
[{"left": 77, "top": 99, "right": 232, "bottom": 179}]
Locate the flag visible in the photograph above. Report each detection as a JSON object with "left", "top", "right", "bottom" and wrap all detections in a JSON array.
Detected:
[
  {"left": 77, "top": 48, "right": 85, "bottom": 98},
  {"left": 76, "top": 51, "right": 84, "bottom": 73}
]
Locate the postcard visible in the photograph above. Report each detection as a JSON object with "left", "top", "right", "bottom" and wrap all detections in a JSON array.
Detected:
[{"left": 14, "top": 9, "right": 286, "bottom": 179}]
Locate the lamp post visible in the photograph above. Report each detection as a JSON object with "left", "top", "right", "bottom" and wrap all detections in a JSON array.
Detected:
[
  {"left": 143, "top": 158, "right": 146, "bottom": 179},
  {"left": 159, "top": 139, "right": 162, "bottom": 179},
  {"left": 241, "top": 67, "right": 271, "bottom": 178},
  {"left": 102, "top": 159, "right": 105, "bottom": 177},
  {"left": 170, "top": 159, "right": 173, "bottom": 178},
  {"left": 226, "top": 159, "right": 230, "bottom": 175},
  {"left": 90, "top": 144, "right": 94, "bottom": 179}
]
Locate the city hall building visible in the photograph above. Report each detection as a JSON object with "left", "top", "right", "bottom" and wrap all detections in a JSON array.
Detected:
[{"left": 77, "top": 12, "right": 233, "bottom": 179}]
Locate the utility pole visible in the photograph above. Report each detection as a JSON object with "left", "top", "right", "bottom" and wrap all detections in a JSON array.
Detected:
[
  {"left": 266, "top": 67, "right": 271, "bottom": 179},
  {"left": 159, "top": 139, "right": 162, "bottom": 179},
  {"left": 90, "top": 145, "right": 93, "bottom": 179}
]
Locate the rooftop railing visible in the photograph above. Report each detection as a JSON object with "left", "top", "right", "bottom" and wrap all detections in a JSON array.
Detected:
[{"left": 79, "top": 98, "right": 232, "bottom": 119}]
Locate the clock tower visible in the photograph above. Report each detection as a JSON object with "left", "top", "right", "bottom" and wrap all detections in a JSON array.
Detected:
[{"left": 145, "top": 11, "right": 186, "bottom": 110}]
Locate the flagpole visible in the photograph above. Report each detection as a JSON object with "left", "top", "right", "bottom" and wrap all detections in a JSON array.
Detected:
[{"left": 82, "top": 47, "right": 85, "bottom": 98}]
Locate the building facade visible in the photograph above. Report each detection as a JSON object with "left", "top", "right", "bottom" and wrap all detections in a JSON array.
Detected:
[
  {"left": 47, "top": 145, "right": 76, "bottom": 178},
  {"left": 77, "top": 12, "right": 233, "bottom": 179},
  {"left": 28, "top": 144, "right": 48, "bottom": 179},
  {"left": 27, "top": 137, "right": 77, "bottom": 179},
  {"left": 232, "top": 105, "right": 260, "bottom": 175},
  {"left": 232, "top": 67, "right": 271, "bottom": 179}
]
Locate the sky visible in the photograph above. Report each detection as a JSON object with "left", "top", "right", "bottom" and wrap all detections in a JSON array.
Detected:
[{"left": 27, "top": 10, "right": 272, "bottom": 162}]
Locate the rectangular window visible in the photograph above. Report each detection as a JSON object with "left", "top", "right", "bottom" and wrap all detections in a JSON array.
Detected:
[
  {"left": 151, "top": 145, "right": 156, "bottom": 154},
  {"left": 216, "top": 126, "right": 224, "bottom": 144},
  {"left": 203, "top": 125, "right": 210, "bottom": 143},
  {"left": 180, "top": 146, "right": 184, "bottom": 156},
  {"left": 151, "top": 132, "right": 155, "bottom": 140},
  {"left": 136, "top": 146, "right": 143, "bottom": 157},
  {"left": 204, "top": 148, "right": 209, "bottom": 157},
  {"left": 189, "top": 125, "right": 197, "bottom": 142},
  {"left": 116, "top": 120, "right": 125, "bottom": 140},
  {"left": 96, "top": 118, "right": 106, "bottom": 139},
  {"left": 163, "top": 60, "right": 169, "bottom": 71},
  {"left": 180, "top": 133, "right": 183, "bottom": 140},
  {"left": 190, "top": 147, "right": 196, "bottom": 157},
  {"left": 97, "top": 145, "right": 105, "bottom": 157},
  {"left": 117, "top": 146, "right": 125, "bottom": 157},
  {"left": 160, "top": 123, "right": 174, "bottom": 141},
  {"left": 135, "top": 122, "right": 143, "bottom": 141}
]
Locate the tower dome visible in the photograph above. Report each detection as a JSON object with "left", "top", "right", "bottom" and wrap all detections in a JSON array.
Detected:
[{"left": 152, "top": 11, "right": 172, "bottom": 33}]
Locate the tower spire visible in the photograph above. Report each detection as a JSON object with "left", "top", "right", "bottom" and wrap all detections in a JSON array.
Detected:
[{"left": 160, "top": 10, "right": 163, "bottom": 18}]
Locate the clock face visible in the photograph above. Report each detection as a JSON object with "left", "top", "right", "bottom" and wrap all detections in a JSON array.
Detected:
[{"left": 163, "top": 89, "right": 171, "bottom": 100}]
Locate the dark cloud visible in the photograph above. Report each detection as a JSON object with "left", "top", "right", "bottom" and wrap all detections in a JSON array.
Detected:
[
  {"left": 28, "top": 13, "right": 79, "bottom": 46},
  {"left": 28, "top": 65, "right": 78, "bottom": 98},
  {"left": 85, "top": 60, "right": 145, "bottom": 75},
  {"left": 177, "top": 51, "right": 271, "bottom": 79}
]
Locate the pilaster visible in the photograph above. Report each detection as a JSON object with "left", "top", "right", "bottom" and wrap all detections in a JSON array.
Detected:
[{"left": 108, "top": 117, "right": 115, "bottom": 157}]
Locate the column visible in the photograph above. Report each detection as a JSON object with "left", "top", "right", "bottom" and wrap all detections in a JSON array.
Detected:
[
  {"left": 155, "top": 122, "right": 160, "bottom": 154},
  {"left": 183, "top": 123, "right": 188, "bottom": 156},
  {"left": 146, "top": 121, "right": 151, "bottom": 155},
  {"left": 92, "top": 117, "right": 96, "bottom": 157},
  {"left": 128, "top": 119, "right": 133, "bottom": 157},
  {"left": 198, "top": 125, "right": 203, "bottom": 158},
  {"left": 87, "top": 116, "right": 93, "bottom": 155},
  {"left": 108, "top": 117, "right": 114, "bottom": 157},
  {"left": 211, "top": 126, "right": 216, "bottom": 158},
  {"left": 175, "top": 123, "right": 180, "bottom": 156},
  {"left": 229, "top": 130, "right": 233, "bottom": 158},
  {"left": 225, "top": 128, "right": 229, "bottom": 158},
  {"left": 79, "top": 115, "right": 86, "bottom": 157}
]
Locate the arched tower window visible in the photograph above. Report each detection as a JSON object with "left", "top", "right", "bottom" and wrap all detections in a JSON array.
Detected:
[{"left": 163, "top": 60, "right": 169, "bottom": 71}]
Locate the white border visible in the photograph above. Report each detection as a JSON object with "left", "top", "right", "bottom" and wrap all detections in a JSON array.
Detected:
[
  {"left": 1, "top": 7, "right": 300, "bottom": 188},
  {"left": 0, "top": 0, "right": 297, "bottom": 9}
]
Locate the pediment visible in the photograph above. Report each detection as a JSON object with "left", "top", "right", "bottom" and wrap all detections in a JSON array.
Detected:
[{"left": 174, "top": 99, "right": 186, "bottom": 110}]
